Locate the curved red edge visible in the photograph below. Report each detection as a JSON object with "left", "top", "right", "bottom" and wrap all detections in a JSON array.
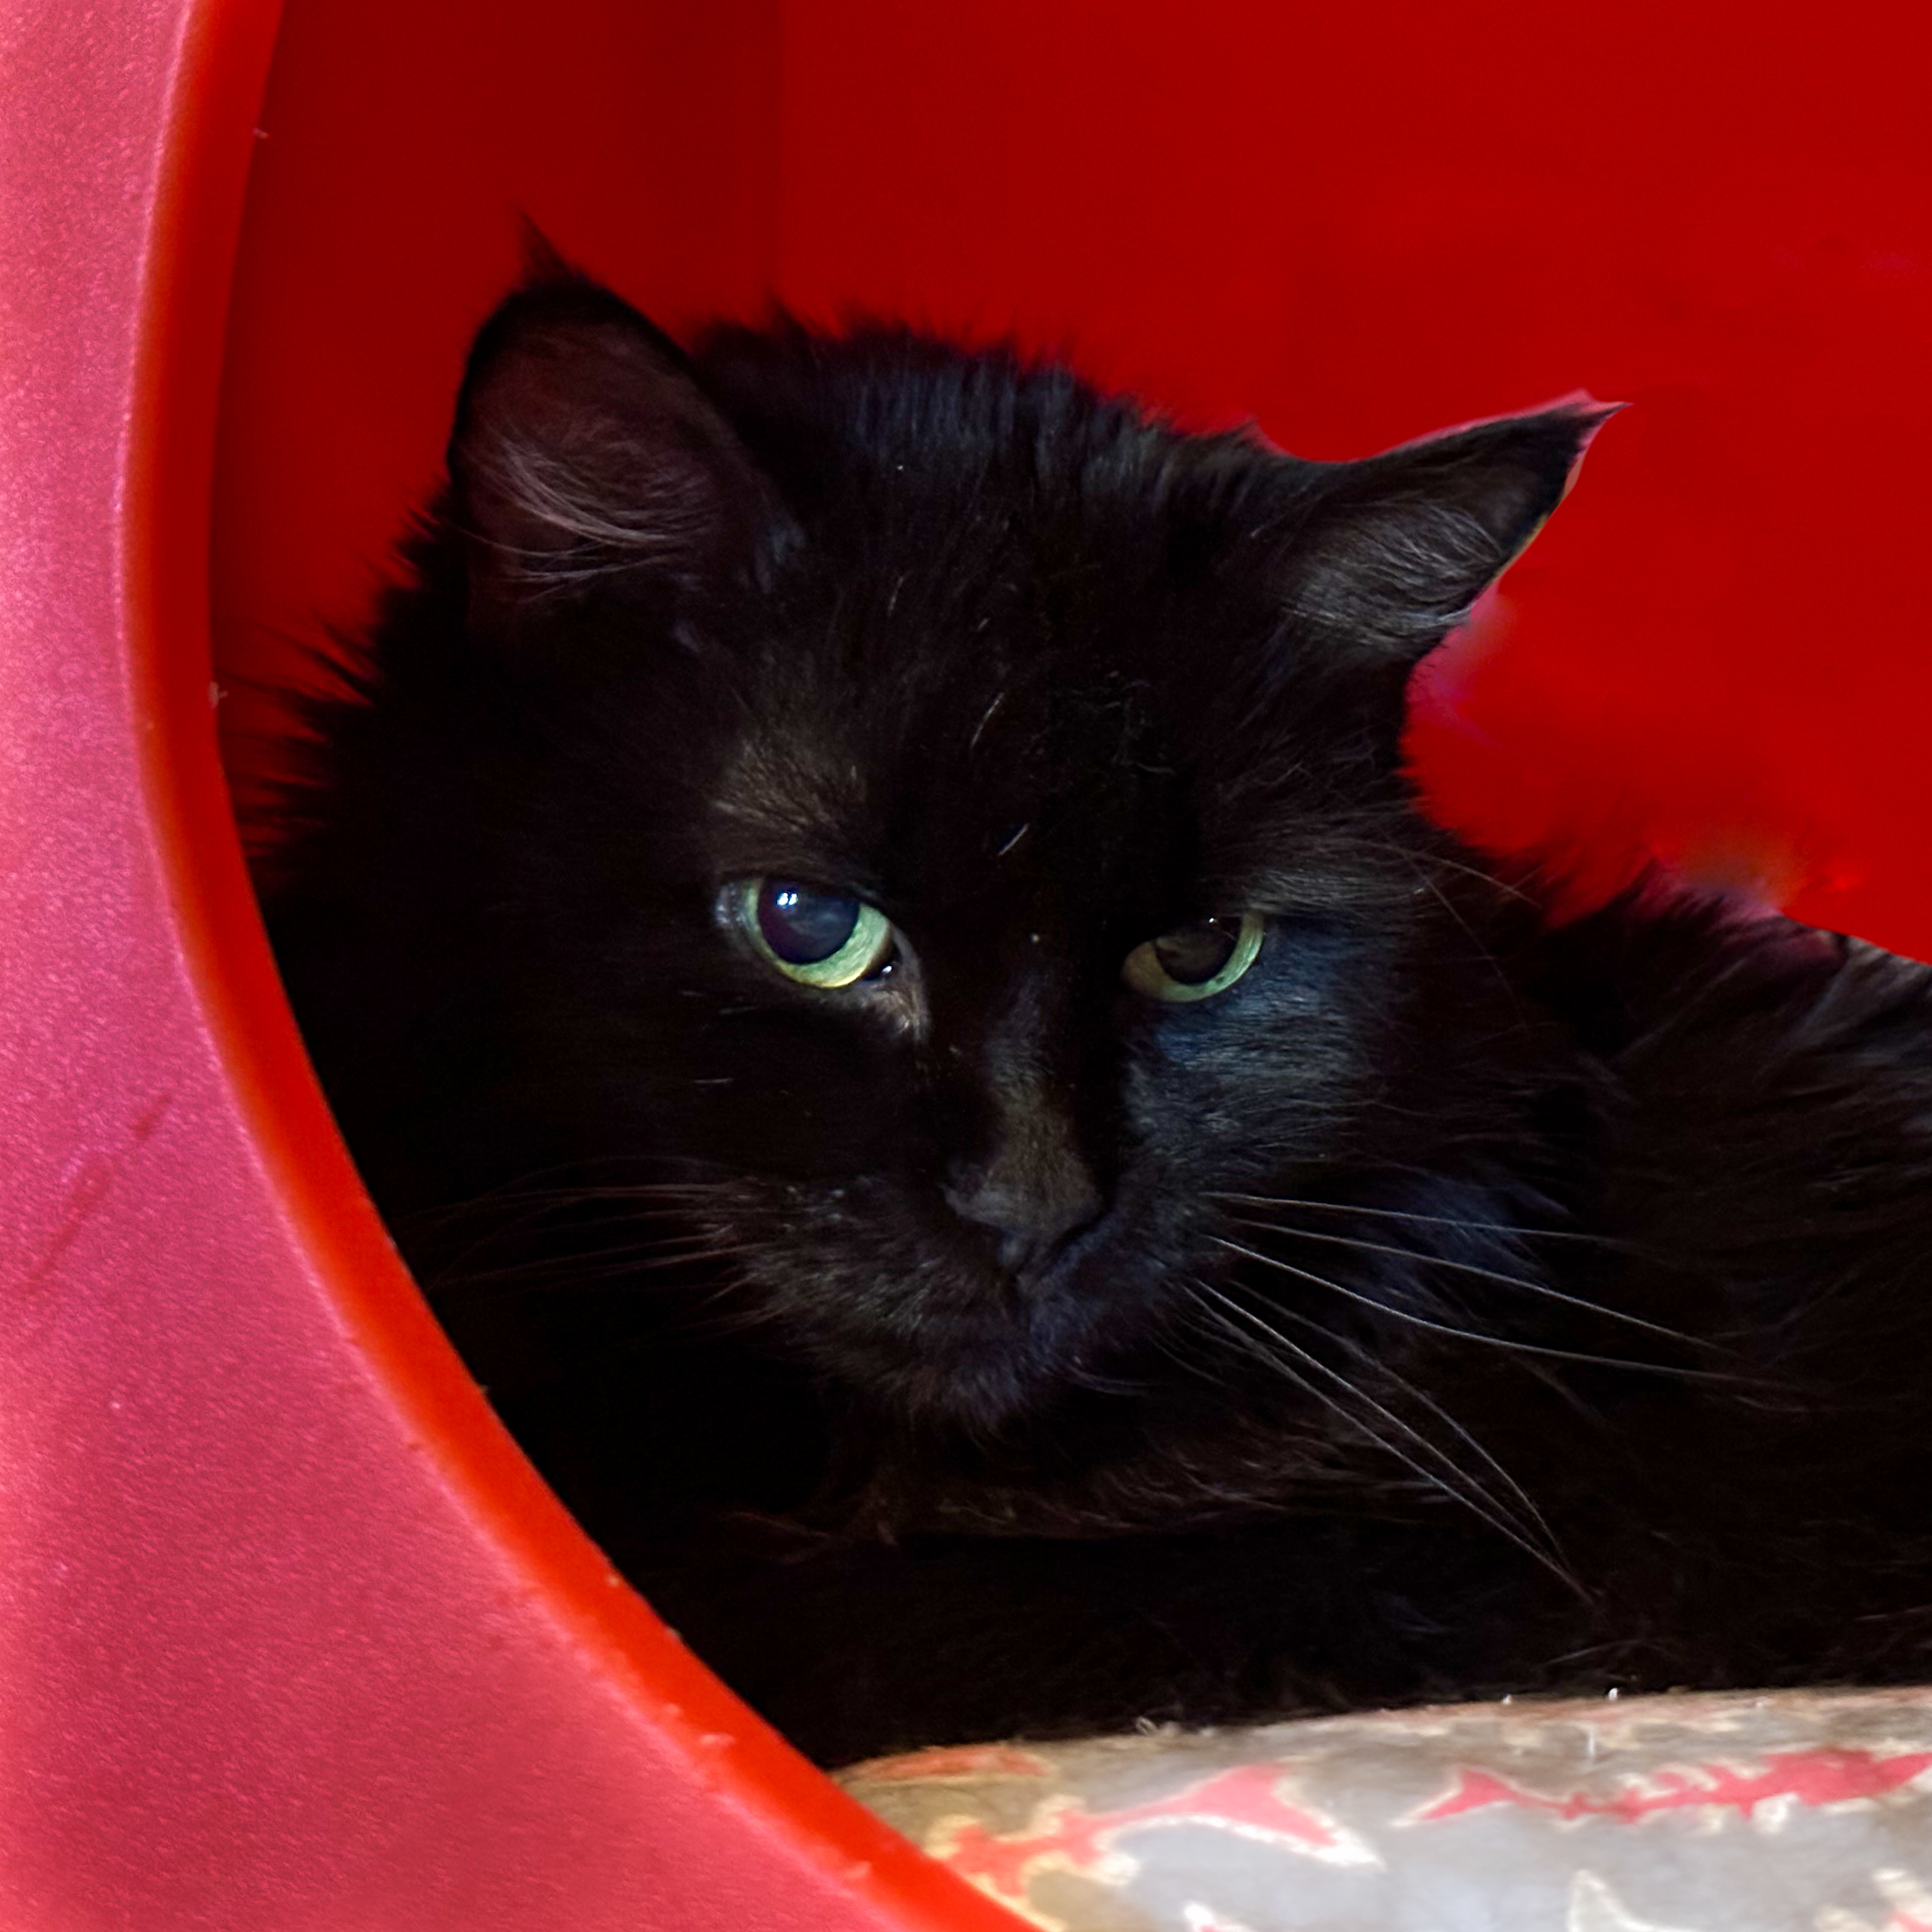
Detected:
[{"left": 0, "top": 0, "right": 1014, "bottom": 1924}]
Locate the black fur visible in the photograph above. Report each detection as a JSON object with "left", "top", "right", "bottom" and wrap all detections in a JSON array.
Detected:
[{"left": 263, "top": 275, "right": 1932, "bottom": 1768}]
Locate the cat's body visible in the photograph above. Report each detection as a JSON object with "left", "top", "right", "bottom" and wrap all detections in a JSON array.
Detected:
[{"left": 266, "top": 274, "right": 1932, "bottom": 1767}]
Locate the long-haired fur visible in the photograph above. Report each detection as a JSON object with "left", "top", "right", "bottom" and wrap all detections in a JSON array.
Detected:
[{"left": 262, "top": 275, "right": 1932, "bottom": 1767}]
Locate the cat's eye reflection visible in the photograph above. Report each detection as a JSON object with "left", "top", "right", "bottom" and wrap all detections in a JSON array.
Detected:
[
  {"left": 732, "top": 877, "right": 898, "bottom": 988},
  {"left": 1122, "top": 912, "right": 1266, "bottom": 1003}
]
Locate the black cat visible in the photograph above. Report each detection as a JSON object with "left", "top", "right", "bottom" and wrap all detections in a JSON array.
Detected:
[{"left": 263, "top": 270, "right": 1932, "bottom": 1768}]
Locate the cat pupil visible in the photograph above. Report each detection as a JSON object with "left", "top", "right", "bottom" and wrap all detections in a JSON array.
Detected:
[
  {"left": 1154, "top": 918, "right": 1241, "bottom": 985},
  {"left": 757, "top": 881, "right": 860, "bottom": 965}
]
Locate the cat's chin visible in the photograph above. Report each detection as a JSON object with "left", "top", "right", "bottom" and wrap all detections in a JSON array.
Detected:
[
  {"left": 871, "top": 1358, "right": 1067, "bottom": 1436},
  {"left": 829, "top": 1307, "right": 1107, "bottom": 1435}
]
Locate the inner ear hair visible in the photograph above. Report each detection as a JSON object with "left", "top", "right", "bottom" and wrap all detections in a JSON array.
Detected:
[
  {"left": 1281, "top": 399, "right": 1620, "bottom": 660},
  {"left": 448, "top": 275, "right": 789, "bottom": 636}
]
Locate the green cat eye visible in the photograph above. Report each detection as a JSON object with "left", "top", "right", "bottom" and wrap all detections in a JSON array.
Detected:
[
  {"left": 1122, "top": 912, "right": 1266, "bottom": 1004},
  {"left": 735, "top": 877, "right": 897, "bottom": 988}
]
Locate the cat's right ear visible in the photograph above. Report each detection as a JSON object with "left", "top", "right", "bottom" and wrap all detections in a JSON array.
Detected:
[{"left": 448, "top": 277, "right": 792, "bottom": 641}]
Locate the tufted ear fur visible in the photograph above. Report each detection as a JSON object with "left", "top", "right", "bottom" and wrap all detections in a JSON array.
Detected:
[
  {"left": 448, "top": 275, "right": 791, "bottom": 640},
  {"left": 1278, "top": 400, "right": 1619, "bottom": 662}
]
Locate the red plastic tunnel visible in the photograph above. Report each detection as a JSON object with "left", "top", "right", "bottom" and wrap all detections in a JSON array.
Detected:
[{"left": 4, "top": 2, "right": 1930, "bottom": 1927}]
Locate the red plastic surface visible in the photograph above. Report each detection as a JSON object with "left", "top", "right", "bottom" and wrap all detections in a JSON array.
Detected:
[
  {"left": 5, "top": 1, "right": 1931, "bottom": 1927},
  {"left": 0, "top": 2, "right": 1011, "bottom": 1928}
]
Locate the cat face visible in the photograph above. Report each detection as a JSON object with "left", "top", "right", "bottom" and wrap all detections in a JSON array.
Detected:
[{"left": 336, "top": 278, "right": 1607, "bottom": 1432}]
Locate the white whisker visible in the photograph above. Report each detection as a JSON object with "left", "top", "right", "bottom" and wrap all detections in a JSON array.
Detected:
[
  {"left": 1208, "top": 1233, "right": 1753, "bottom": 1386},
  {"left": 1185, "top": 1278, "right": 1580, "bottom": 1595},
  {"left": 1220, "top": 1214, "right": 1703, "bottom": 1349}
]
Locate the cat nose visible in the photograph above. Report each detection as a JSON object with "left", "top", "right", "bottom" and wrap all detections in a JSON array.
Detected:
[{"left": 943, "top": 1149, "right": 1105, "bottom": 1283}]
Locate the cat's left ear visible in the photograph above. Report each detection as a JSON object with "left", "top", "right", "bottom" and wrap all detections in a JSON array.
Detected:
[
  {"left": 1277, "top": 399, "right": 1620, "bottom": 661},
  {"left": 448, "top": 274, "right": 793, "bottom": 641}
]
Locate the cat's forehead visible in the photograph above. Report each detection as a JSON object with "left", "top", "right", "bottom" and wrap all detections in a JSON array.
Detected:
[
  {"left": 684, "top": 334, "right": 1418, "bottom": 918},
  {"left": 705, "top": 586, "right": 1257, "bottom": 938},
  {"left": 715, "top": 650, "right": 1158, "bottom": 862}
]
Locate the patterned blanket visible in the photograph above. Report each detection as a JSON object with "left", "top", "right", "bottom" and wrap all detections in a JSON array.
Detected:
[{"left": 842, "top": 1689, "right": 1932, "bottom": 1930}]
